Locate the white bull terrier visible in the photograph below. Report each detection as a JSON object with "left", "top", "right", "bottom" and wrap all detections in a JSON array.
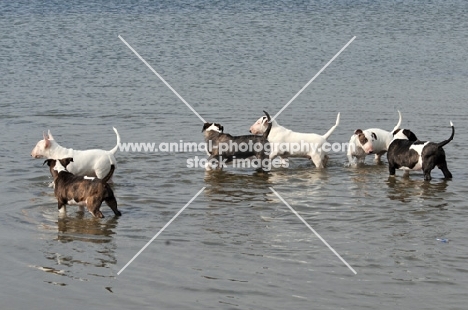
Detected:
[
  {"left": 31, "top": 127, "right": 120, "bottom": 180},
  {"left": 347, "top": 111, "right": 402, "bottom": 165},
  {"left": 249, "top": 112, "right": 340, "bottom": 168}
]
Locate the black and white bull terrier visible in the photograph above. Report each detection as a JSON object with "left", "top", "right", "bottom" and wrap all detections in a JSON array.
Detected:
[
  {"left": 387, "top": 121, "right": 454, "bottom": 181},
  {"left": 202, "top": 111, "right": 272, "bottom": 170}
]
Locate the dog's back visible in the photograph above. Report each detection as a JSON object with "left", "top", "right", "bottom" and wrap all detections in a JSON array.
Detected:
[{"left": 56, "top": 164, "right": 115, "bottom": 199}]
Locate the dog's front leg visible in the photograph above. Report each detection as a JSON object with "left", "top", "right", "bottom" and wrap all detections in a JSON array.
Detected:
[
  {"left": 217, "top": 156, "right": 227, "bottom": 170},
  {"left": 205, "top": 155, "right": 217, "bottom": 171},
  {"left": 423, "top": 171, "right": 432, "bottom": 181},
  {"left": 374, "top": 151, "right": 386, "bottom": 162},
  {"left": 347, "top": 142, "right": 356, "bottom": 164},
  {"left": 269, "top": 150, "right": 285, "bottom": 167},
  {"left": 258, "top": 154, "right": 270, "bottom": 172},
  {"left": 87, "top": 199, "right": 105, "bottom": 218}
]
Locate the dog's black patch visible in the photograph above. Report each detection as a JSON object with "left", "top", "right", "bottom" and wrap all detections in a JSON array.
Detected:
[
  {"left": 388, "top": 140, "right": 420, "bottom": 170},
  {"left": 387, "top": 124, "right": 454, "bottom": 181},
  {"left": 402, "top": 129, "right": 418, "bottom": 141}
]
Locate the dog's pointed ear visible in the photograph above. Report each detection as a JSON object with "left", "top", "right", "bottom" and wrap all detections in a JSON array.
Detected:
[
  {"left": 43, "top": 131, "right": 51, "bottom": 148},
  {"left": 354, "top": 129, "right": 363, "bottom": 135},
  {"left": 263, "top": 110, "right": 271, "bottom": 122},
  {"left": 202, "top": 123, "right": 211, "bottom": 132},
  {"left": 47, "top": 130, "right": 54, "bottom": 140},
  {"left": 43, "top": 159, "right": 54, "bottom": 167},
  {"left": 403, "top": 129, "right": 418, "bottom": 141},
  {"left": 60, "top": 157, "right": 74, "bottom": 168}
]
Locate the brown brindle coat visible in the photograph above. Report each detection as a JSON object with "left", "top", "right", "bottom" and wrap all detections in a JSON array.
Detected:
[{"left": 44, "top": 158, "right": 121, "bottom": 218}]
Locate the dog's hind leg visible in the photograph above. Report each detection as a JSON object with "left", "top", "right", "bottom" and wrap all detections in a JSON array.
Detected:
[
  {"left": 311, "top": 153, "right": 326, "bottom": 168},
  {"left": 105, "top": 198, "right": 121, "bottom": 216},
  {"left": 423, "top": 170, "right": 432, "bottom": 181},
  {"left": 104, "top": 185, "right": 121, "bottom": 216},
  {"left": 436, "top": 151, "right": 452, "bottom": 179},
  {"left": 438, "top": 162, "right": 452, "bottom": 179},
  {"left": 104, "top": 195, "right": 121, "bottom": 216},
  {"left": 104, "top": 185, "right": 121, "bottom": 215},
  {"left": 422, "top": 162, "right": 434, "bottom": 181}
]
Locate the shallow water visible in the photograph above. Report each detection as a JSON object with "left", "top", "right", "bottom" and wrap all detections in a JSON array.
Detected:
[{"left": 1, "top": 1, "right": 468, "bottom": 309}]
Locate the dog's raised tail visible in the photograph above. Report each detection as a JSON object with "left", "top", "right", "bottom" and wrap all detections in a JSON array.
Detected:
[
  {"left": 391, "top": 110, "right": 402, "bottom": 132},
  {"left": 437, "top": 121, "right": 455, "bottom": 149},
  {"left": 322, "top": 112, "right": 340, "bottom": 140},
  {"left": 109, "top": 127, "right": 121, "bottom": 154}
]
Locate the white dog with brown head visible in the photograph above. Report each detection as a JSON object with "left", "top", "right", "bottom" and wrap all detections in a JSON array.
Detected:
[{"left": 347, "top": 111, "right": 402, "bottom": 164}]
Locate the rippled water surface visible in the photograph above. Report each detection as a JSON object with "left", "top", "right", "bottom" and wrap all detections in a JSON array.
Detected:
[{"left": 1, "top": 1, "right": 468, "bottom": 309}]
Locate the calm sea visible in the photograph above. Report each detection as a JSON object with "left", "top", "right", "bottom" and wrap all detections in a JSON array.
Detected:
[{"left": 1, "top": 1, "right": 468, "bottom": 309}]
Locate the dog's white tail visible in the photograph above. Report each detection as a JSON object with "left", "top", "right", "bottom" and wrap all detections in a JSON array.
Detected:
[
  {"left": 109, "top": 127, "right": 121, "bottom": 154},
  {"left": 322, "top": 113, "right": 340, "bottom": 140},
  {"left": 391, "top": 110, "right": 402, "bottom": 132},
  {"left": 107, "top": 153, "right": 113, "bottom": 165}
]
